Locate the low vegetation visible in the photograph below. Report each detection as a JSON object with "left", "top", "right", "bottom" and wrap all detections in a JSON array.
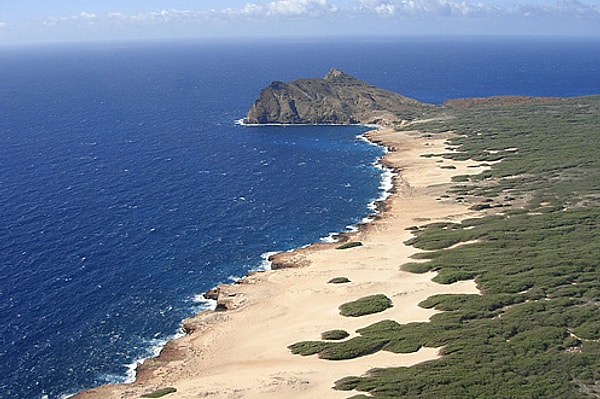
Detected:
[
  {"left": 328, "top": 276, "right": 352, "bottom": 284},
  {"left": 321, "top": 329, "right": 351, "bottom": 340},
  {"left": 339, "top": 294, "right": 393, "bottom": 317},
  {"left": 336, "top": 241, "right": 363, "bottom": 250},
  {"left": 288, "top": 336, "right": 389, "bottom": 360},
  {"left": 289, "top": 95, "right": 600, "bottom": 398},
  {"left": 140, "top": 387, "right": 177, "bottom": 398}
]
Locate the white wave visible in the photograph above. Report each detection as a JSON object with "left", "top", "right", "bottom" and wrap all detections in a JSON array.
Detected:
[
  {"left": 320, "top": 224, "right": 360, "bottom": 243},
  {"left": 258, "top": 251, "right": 277, "bottom": 271},
  {"left": 346, "top": 224, "right": 360, "bottom": 233},
  {"left": 123, "top": 360, "right": 139, "bottom": 384},
  {"left": 122, "top": 332, "right": 185, "bottom": 384},
  {"left": 355, "top": 131, "right": 385, "bottom": 147},
  {"left": 377, "top": 165, "right": 396, "bottom": 197},
  {"left": 334, "top": 131, "right": 395, "bottom": 234},
  {"left": 321, "top": 232, "right": 341, "bottom": 243},
  {"left": 363, "top": 169, "right": 395, "bottom": 213},
  {"left": 236, "top": 118, "right": 375, "bottom": 127},
  {"left": 361, "top": 215, "right": 376, "bottom": 224},
  {"left": 361, "top": 123, "right": 385, "bottom": 129},
  {"left": 192, "top": 294, "right": 217, "bottom": 311},
  {"left": 319, "top": 156, "right": 395, "bottom": 242},
  {"left": 361, "top": 129, "right": 396, "bottom": 202}
]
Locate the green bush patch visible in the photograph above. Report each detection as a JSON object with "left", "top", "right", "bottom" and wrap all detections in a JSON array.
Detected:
[
  {"left": 336, "top": 241, "right": 363, "bottom": 250},
  {"left": 339, "top": 294, "right": 393, "bottom": 317},
  {"left": 140, "top": 387, "right": 177, "bottom": 398},
  {"left": 288, "top": 341, "right": 331, "bottom": 356},
  {"left": 328, "top": 276, "right": 351, "bottom": 284},
  {"left": 321, "top": 329, "right": 350, "bottom": 340},
  {"left": 318, "top": 336, "right": 389, "bottom": 360}
]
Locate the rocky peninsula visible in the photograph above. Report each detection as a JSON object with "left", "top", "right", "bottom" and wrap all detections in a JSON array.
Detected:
[{"left": 244, "top": 68, "right": 434, "bottom": 126}]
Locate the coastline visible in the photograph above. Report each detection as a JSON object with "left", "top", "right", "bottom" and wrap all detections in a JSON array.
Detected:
[{"left": 73, "top": 126, "right": 490, "bottom": 399}]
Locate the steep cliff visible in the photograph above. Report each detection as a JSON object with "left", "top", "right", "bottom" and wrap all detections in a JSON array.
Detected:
[{"left": 245, "top": 68, "right": 434, "bottom": 125}]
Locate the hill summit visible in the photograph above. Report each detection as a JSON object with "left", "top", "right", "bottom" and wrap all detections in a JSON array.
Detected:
[{"left": 244, "top": 68, "right": 433, "bottom": 126}]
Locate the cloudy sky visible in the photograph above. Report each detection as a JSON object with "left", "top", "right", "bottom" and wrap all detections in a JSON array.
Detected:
[{"left": 1, "top": 0, "right": 599, "bottom": 45}]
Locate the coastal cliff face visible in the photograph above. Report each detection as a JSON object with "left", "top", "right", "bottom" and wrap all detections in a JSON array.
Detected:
[{"left": 245, "top": 68, "right": 433, "bottom": 125}]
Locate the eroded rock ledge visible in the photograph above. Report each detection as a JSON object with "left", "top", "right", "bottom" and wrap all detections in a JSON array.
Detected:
[{"left": 244, "top": 68, "right": 434, "bottom": 126}]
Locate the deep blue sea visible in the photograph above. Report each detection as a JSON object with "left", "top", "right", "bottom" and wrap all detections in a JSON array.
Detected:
[{"left": 1, "top": 37, "right": 599, "bottom": 399}]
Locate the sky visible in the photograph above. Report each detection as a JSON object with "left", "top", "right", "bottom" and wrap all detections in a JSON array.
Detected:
[{"left": 0, "top": 0, "right": 599, "bottom": 45}]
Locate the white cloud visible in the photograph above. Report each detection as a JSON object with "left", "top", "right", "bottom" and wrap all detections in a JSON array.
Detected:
[
  {"left": 351, "top": 0, "right": 501, "bottom": 17},
  {"left": 126, "top": 9, "right": 199, "bottom": 23},
  {"left": 351, "top": 0, "right": 600, "bottom": 18},
  {"left": 42, "top": 9, "right": 203, "bottom": 27},
  {"left": 516, "top": 0, "right": 600, "bottom": 20},
  {"left": 36, "top": 0, "right": 600, "bottom": 32},
  {"left": 222, "top": 0, "right": 338, "bottom": 17},
  {"left": 268, "top": 0, "right": 339, "bottom": 16},
  {"left": 43, "top": 11, "right": 102, "bottom": 26},
  {"left": 39, "top": 1, "right": 339, "bottom": 28},
  {"left": 79, "top": 12, "right": 97, "bottom": 20}
]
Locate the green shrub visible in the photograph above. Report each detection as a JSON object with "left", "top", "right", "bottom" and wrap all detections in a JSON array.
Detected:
[
  {"left": 288, "top": 341, "right": 331, "bottom": 356},
  {"left": 334, "top": 376, "right": 364, "bottom": 391},
  {"left": 336, "top": 241, "right": 363, "bottom": 250},
  {"left": 339, "top": 294, "right": 393, "bottom": 317},
  {"left": 318, "top": 336, "right": 388, "bottom": 360},
  {"left": 141, "top": 387, "right": 177, "bottom": 398},
  {"left": 328, "top": 276, "right": 351, "bottom": 284},
  {"left": 451, "top": 175, "right": 470, "bottom": 182},
  {"left": 321, "top": 329, "right": 350, "bottom": 341},
  {"left": 401, "top": 262, "right": 433, "bottom": 273}
]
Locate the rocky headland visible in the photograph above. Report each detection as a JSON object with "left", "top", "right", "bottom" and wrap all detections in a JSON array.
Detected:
[{"left": 244, "top": 68, "right": 434, "bottom": 126}]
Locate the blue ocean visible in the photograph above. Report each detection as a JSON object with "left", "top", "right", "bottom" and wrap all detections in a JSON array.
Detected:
[{"left": 1, "top": 37, "right": 599, "bottom": 399}]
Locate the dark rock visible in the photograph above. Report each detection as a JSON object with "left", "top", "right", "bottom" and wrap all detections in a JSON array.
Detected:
[
  {"left": 245, "top": 68, "right": 434, "bottom": 125},
  {"left": 181, "top": 319, "right": 197, "bottom": 334},
  {"left": 214, "top": 303, "right": 228, "bottom": 312},
  {"left": 203, "top": 288, "right": 220, "bottom": 301}
]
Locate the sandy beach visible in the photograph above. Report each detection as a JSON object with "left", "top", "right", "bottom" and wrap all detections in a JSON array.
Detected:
[{"left": 74, "top": 127, "right": 489, "bottom": 399}]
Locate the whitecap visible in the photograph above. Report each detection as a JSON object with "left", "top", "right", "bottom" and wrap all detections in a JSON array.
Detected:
[
  {"left": 191, "top": 294, "right": 217, "bottom": 311},
  {"left": 258, "top": 251, "right": 277, "bottom": 271},
  {"left": 121, "top": 332, "right": 186, "bottom": 384},
  {"left": 346, "top": 224, "right": 359, "bottom": 233},
  {"left": 320, "top": 232, "right": 341, "bottom": 243},
  {"left": 236, "top": 119, "right": 375, "bottom": 127}
]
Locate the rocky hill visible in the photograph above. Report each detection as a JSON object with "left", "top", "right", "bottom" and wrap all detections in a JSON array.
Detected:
[{"left": 244, "top": 68, "right": 434, "bottom": 125}]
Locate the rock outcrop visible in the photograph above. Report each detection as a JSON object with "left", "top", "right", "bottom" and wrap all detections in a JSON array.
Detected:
[{"left": 245, "top": 68, "right": 434, "bottom": 126}]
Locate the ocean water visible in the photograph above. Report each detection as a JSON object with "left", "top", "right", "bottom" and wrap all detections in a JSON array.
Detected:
[{"left": 1, "top": 37, "right": 599, "bottom": 399}]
